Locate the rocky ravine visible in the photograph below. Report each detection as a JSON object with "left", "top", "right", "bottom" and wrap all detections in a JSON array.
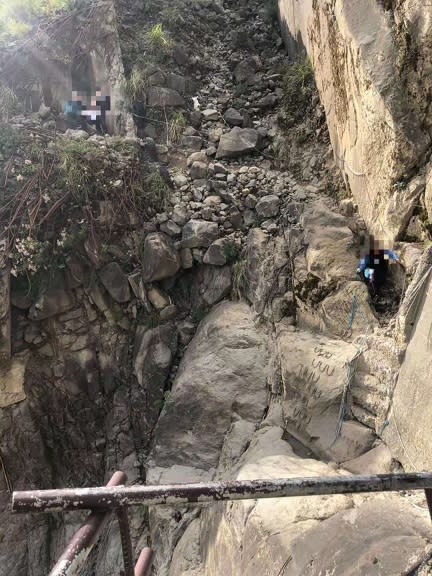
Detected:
[{"left": 1, "top": 1, "right": 432, "bottom": 575}]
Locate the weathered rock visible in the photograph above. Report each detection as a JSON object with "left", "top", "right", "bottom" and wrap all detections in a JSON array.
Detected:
[
  {"left": 181, "top": 135, "right": 203, "bottom": 151},
  {"left": 99, "top": 262, "right": 131, "bottom": 303},
  {"left": 192, "top": 265, "right": 231, "bottom": 307},
  {"left": 202, "top": 109, "right": 219, "bottom": 121},
  {"left": 0, "top": 354, "right": 28, "bottom": 408},
  {"left": 29, "top": 285, "right": 74, "bottom": 321},
  {"left": 223, "top": 107, "right": 243, "bottom": 127},
  {"left": 233, "top": 56, "right": 261, "bottom": 84},
  {"left": 160, "top": 220, "right": 182, "bottom": 237},
  {"left": 300, "top": 199, "right": 358, "bottom": 283},
  {"left": 243, "top": 229, "right": 289, "bottom": 314},
  {"left": 147, "top": 87, "right": 184, "bottom": 107},
  {"left": 147, "top": 287, "right": 170, "bottom": 310},
  {"left": 343, "top": 443, "right": 392, "bottom": 475},
  {"left": 190, "top": 425, "right": 432, "bottom": 576},
  {"left": 180, "top": 248, "right": 194, "bottom": 269},
  {"left": 216, "top": 127, "right": 258, "bottom": 159},
  {"left": 203, "top": 238, "right": 229, "bottom": 266},
  {"left": 142, "top": 233, "right": 181, "bottom": 282},
  {"left": 173, "top": 173, "right": 188, "bottom": 188},
  {"left": 148, "top": 302, "right": 269, "bottom": 473},
  {"left": 187, "top": 151, "right": 208, "bottom": 167},
  {"left": 189, "top": 161, "right": 208, "bottom": 180},
  {"left": 277, "top": 324, "right": 375, "bottom": 462},
  {"left": 384, "top": 175, "right": 426, "bottom": 240},
  {"left": 299, "top": 281, "right": 378, "bottom": 339},
  {"left": 181, "top": 220, "right": 219, "bottom": 248},
  {"left": 255, "top": 194, "right": 280, "bottom": 218},
  {"left": 133, "top": 323, "right": 177, "bottom": 452},
  {"left": 425, "top": 163, "right": 432, "bottom": 221}
]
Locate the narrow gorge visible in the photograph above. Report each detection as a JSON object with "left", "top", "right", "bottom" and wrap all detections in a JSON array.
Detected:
[{"left": 0, "top": 0, "right": 432, "bottom": 574}]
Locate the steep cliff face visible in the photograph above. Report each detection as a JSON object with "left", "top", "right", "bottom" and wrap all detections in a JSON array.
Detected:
[{"left": 279, "top": 0, "right": 432, "bottom": 239}]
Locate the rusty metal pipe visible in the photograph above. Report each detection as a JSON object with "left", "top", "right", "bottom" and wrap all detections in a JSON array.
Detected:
[
  {"left": 135, "top": 548, "right": 154, "bottom": 576},
  {"left": 13, "top": 472, "right": 432, "bottom": 514},
  {"left": 117, "top": 507, "right": 134, "bottom": 576},
  {"left": 48, "top": 471, "right": 127, "bottom": 576}
]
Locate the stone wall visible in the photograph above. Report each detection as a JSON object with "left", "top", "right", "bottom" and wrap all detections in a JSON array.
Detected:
[{"left": 278, "top": 0, "right": 432, "bottom": 240}]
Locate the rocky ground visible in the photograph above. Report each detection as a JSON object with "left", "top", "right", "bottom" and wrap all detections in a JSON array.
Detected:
[{"left": 0, "top": 0, "right": 431, "bottom": 575}]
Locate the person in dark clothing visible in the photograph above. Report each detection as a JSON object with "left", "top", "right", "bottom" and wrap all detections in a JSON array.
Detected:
[
  {"left": 357, "top": 235, "right": 399, "bottom": 294},
  {"left": 95, "top": 88, "right": 111, "bottom": 133}
]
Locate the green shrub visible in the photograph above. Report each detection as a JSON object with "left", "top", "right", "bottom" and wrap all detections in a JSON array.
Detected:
[
  {"left": 223, "top": 240, "right": 241, "bottom": 264},
  {"left": 279, "top": 58, "right": 315, "bottom": 127},
  {"left": 168, "top": 111, "right": 186, "bottom": 145},
  {"left": 143, "top": 171, "right": 170, "bottom": 213},
  {"left": 232, "top": 259, "right": 247, "bottom": 300},
  {"left": 144, "top": 23, "right": 172, "bottom": 54}
]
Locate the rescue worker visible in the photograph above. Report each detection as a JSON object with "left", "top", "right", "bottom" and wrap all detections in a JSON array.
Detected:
[{"left": 357, "top": 235, "right": 400, "bottom": 294}]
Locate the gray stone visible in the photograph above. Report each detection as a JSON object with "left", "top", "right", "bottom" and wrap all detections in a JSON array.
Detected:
[
  {"left": 202, "top": 109, "right": 219, "bottom": 121},
  {"left": 189, "top": 161, "right": 208, "bottom": 180},
  {"left": 173, "top": 173, "right": 188, "bottom": 188},
  {"left": 160, "top": 220, "right": 182, "bottom": 237},
  {"left": 196, "top": 265, "right": 232, "bottom": 306},
  {"left": 187, "top": 150, "right": 208, "bottom": 167},
  {"left": 171, "top": 205, "right": 189, "bottom": 226},
  {"left": 147, "top": 287, "right": 170, "bottom": 310},
  {"left": 181, "top": 135, "right": 203, "bottom": 151},
  {"left": 255, "top": 194, "right": 280, "bottom": 218},
  {"left": 166, "top": 73, "right": 186, "bottom": 94},
  {"left": 181, "top": 220, "right": 219, "bottom": 248},
  {"left": 233, "top": 56, "right": 261, "bottom": 84},
  {"left": 216, "top": 127, "right": 258, "bottom": 159},
  {"left": 142, "top": 233, "right": 181, "bottom": 282},
  {"left": 203, "top": 238, "right": 229, "bottom": 266},
  {"left": 147, "top": 87, "right": 184, "bottom": 107},
  {"left": 244, "top": 193, "right": 257, "bottom": 208},
  {"left": 180, "top": 248, "right": 194, "bottom": 269},
  {"left": 223, "top": 107, "right": 243, "bottom": 127},
  {"left": 99, "top": 262, "right": 131, "bottom": 303}
]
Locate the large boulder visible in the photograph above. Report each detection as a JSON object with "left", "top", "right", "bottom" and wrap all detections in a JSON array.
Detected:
[
  {"left": 142, "top": 233, "right": 181, "bottom": 282},
  {"left": 147, "top": 302, "right": 269, "bottom": 574},
  {"left": 181, "top": 220, "right": 219, "bottom": 249},
  {"left": 194, "top": 265, "right": 232, "bottom": 306},
  {"left": 216, "top": 128, "right": 258, "bottom": 159},
  {"left": 255, "top": 194, "right": 280, "bottom": 218},
  {"left": 147, "top": 87, "right": 185, "bottom": 107},
  {"left": 99, "top": 262, "right": 131, "bottom": 303},
  {"left": 243, "top": 229, "right": 289, "bottom": 315},
  {"left": 147, "top": 302, "right": 269, "bottom": 474},
  {"left": 277, "top": 323, "right": 375, "bottom": 462},
  {"left": 300, "top": 199, "right": 358, "bottom": 283},
  {"left": 233, "top": 56, "right": 262, "bottom": 84},
  {"left": 173, "top": 426, "right": 432, "bottom": 576}
]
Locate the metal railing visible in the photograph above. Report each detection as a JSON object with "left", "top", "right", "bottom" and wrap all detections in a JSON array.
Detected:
[
  {"left": 12, "top": 471, "right": 432, "bottom": 575},
  {"left": 20, "top": 471, "right": 153, "bottom": 576}
]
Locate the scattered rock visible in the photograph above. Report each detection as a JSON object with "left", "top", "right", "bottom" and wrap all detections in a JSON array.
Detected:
[
  {"left": 181, "top": 220, "right": 219, "bottom": 248},
  {"left": 216, "top": 127, "right": 258, "bottom": 159},
  {"left": 148, "top": 287, "right": 170, "bottom": 310},
  {"left": 223, "top": 107, "right": 243, "bottom": 127},
  {"left": 147, "top": 87, "right": 185, "bottom": 107},
  {"left": 189, "top": 161, "right": 208, "bottom": 180},
  {"left": 99, "top": 262, "right": 131, "bottom": 303},
  {"left": 255, "top": 194, "right": 280, "bottom": 218},
  {"left": 142, "top": 233, "right": 181, "bottom": 282},
  {"left": 202, "top": 109, "right": 219, "bottom": 121},
  {"left": 203, "top": 238, "right": 229, "bottom": 266}
]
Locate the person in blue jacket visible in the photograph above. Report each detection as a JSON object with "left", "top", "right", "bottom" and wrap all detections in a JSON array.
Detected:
[
  {"left": 63, "top": 90, "right": 86, "bottom": 128},
  {"left": 357, "top": 235, "right": 399, "bottom": 293}
]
